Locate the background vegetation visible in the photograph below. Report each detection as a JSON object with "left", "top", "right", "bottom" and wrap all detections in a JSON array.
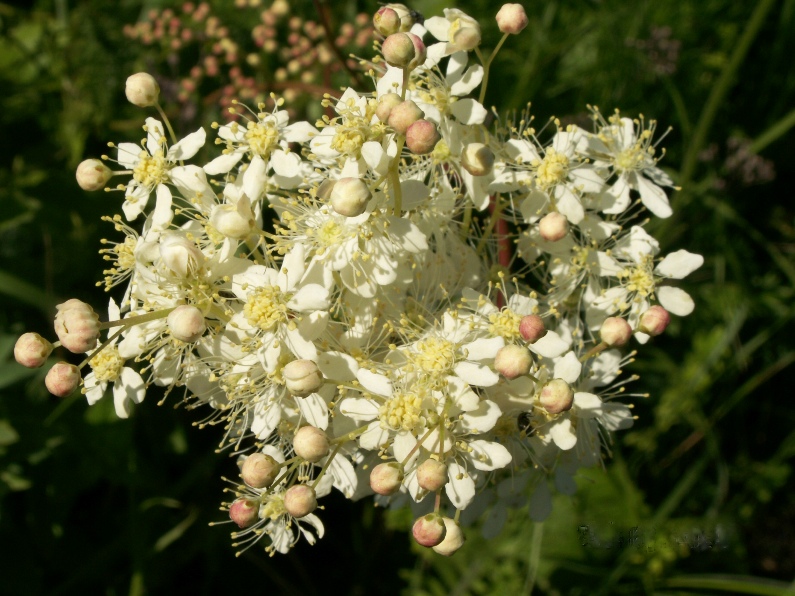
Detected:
[{"left": 1, "top": 0, "right": 793, "bottom": 593}]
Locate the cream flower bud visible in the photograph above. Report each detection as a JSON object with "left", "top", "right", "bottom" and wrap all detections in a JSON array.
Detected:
[
  {"left": 284, "top": 484, "right": 317, "bottom": 518},
  {"left": 432, "top": 517, "right": 466, "bottom": 556},
  {"left": 167, "top": 305, "right": 205, "bottom": 343},
  {"left": 382, "top": 33, "right": 416, "bottom": 68},
  {"left": 125, "top": 72, "right": 160, "bottom": 108},
  {"left": 539, "top": 378, "right": 574, "bottom": 415},
  {"left": 14, "top": 332, "right": 53, "bottom": 368},
  {"left": 375, "top": 92, "right": 402, "bottom": 122},
  {"left": 496, "top": 4, "right": 529, "bottom": 34},
  {"left": 600, "top": 316, "right": 632, "bottom": 347},
  {"left": 329, "top": 177, "right": 372, "bottom": 217},
  {"left": 373, "top": 7, "right": 401, "bottom": 36},
  {"left": 406, "top": 120, "right": 440, "bottom": 155},
  {"left": 386, "top": 3, "right": 415, "bottom": 31},
  {"left": 406, "top": 32, "right": 427, "bottom": 69},
  {"left": 209, "top": 202, "right": 253, "bottom": 239},
  {"left": 75, "top": 159, "right": 112, "bottom": 191},
  {"left": 388, "top": 100, "right": 424, "bottom": 135},
  {"left": 519, "top": 315, "right": 547, "bottom": 343},
  {"left": 461, "top": 143, "right": 495, "bottom": 176},
  {"left": 45, "top": 362, "right": 81, "bottom": 397},
  {"left": 494, "top": 344, "right": 532, "bottom": 379},
  {"left": 369, "top": 462, "right": 404, "bottom": 496},
  {"left": 229, "top": 499, "right": 259, "bottom": 528},
  {"left": 412, "top": 513, "right": 447, "bottom": 547},
  {"left": 241, "top": 453, "right": 280, "bottom": 488},
  {"left": 638, "top": 305, "right": 671, "bottom": 337},
  {"left": 416, "top": 458, "right": 448, "bottom": 492},
  {"left": 449, "top": 14, "right": 481, "bottom": 52},
  {"left": 538, "top": 212, "right": 569, "bottom": 242},
  {"left": 293, "top": 425, "right": 329, "bottom": 463},
  {"left": 160, "top": 234, "right": 204, "bottom": 277},
  {"left": 282, "top": 359, "right": 323, "bottom": 396},
  {"left": 54, "top": 299, "right": 100, "bottom": 354}
]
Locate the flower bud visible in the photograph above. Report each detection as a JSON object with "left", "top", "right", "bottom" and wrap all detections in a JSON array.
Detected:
[
  {"left": 282, "top": 359, "right": 323, "bottom": 396},
  {"left": 369, "top": 462, "right": 404, "bottom": 496},
  {"left": 538, "top": 212, "right": 569, "bottom": 242},
  {"left": 329, "top": 177, "right": 372, "bottom": 217},
  {"left": 461, "top": 143, "right": 495, "bottom": 176},
  {"left": 496, "top": 4, "right": 529, "bottom": 35},
  {"left": 160, "top": 234, "right": 204, "bottom": 277},
  {"left": 75, "top": 159, "right": 112, "bottom": 191},
  {"left": 241, "top": 453, "right": 280, "bottom": 488},
  {"left": 54, "top": 299, "right": 100, "bottom": 354},
  {"left": 494, "top": 344, "right": 532, "bottom": 379},
  {"left": 600, "top": 316, "right": 632, "bottom": 347},
  {"left": 638, "top": 305, "right": 671, "bottom": 337},
  {"left": 293, "top": 425, "right": 329, "bottom": 463},
  {"left": 406, "top": 32, "right": 427, "bottom": 69},
  {"left": 539, "top": 378, "right": 574, "bottom": 415},
  {"left": 375, "top": 92, "right": 402, "bottom": 123},
  {"left": 125, "top": 72, "right": 160, "bottom": 108},
  {"left": 412, "top": 513, "right": 447, "bottom": 547},
  {"left": 448, "top": 13, "right": 481, "bottom": 52},
  {"left": 406, "top": 120, "right": 441, "bottom": 155},
  {"left": 14, "top": 332, "right": 53, "bottom": 368},
  {"left": 167, "top": 305, "right": 205, "bottom": 343},
  {"left": 416, "top": 458, "right": 448, "bottom": 492},
  {"left": 209, "top": 203, "right": 254, "bottom": 239},
  {"left": 229, "top": 499, "right": 259, "bottom": 528},
  {"left": 388, "top": 100, "right": 424, "bottom": 135},
  {"left": 373, "top": 7, "right": 401, "bottom": 37},
  {"left": 519, "top": 314, "right": 547, "bottom": 343},
  {"left": 386, "top": 3, "right": 415, "bottom": 31},
  {"left": 45, "top": 362, "right": 81, "bottom": 397},
  {"left": 432, "top": 517, "right": 465, "bottom": 556},
  {"left": 382, "top": 33, "right": 416, "bottom": 69},
  {"left": 284, "top": 484, "right": 317, "bottom": 518}
]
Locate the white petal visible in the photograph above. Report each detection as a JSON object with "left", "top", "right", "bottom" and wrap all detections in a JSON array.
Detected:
[
  {"left": 296, "top": 393, "right": 329, "bottom": 430},
  {"left": 112, "top": 368, "right": 145, "bottom": 419},
  {"left": 361, "top": 141, "right": 389, "bottom": 176},
  {"left": 468, "top": 440, "right": 512, "bottom": 471},
  {"left": 329, "top": 454, "right": 357, "bottom": 498},
  {"left": 203, "top": 151, "right": 243, "bottom": 175},
  {"left": 655, "top": 250, "right": 704, "bottom": 279},
  {"left": 168, "top": 127, "right": 206, "bottom": 161},
  {"left": 530, "top": 331, "right": 568, "bottom": 358},
  {"left": 317, "top": 351, "right": 358, "bottom": 382},
  {"left": 271, "top": 149, "right": 300, "bottom": 177},
  {"left": 356, "top": 369, "right": 393, "bottom": 397},
  {"left": 569, "top": 166, "right": 605, "bottom": 193},
  {"left": 556, "top": 186, "right": 585, "bottom": 224},
  {"left": 450, "top": 98, "right": 487, "bottom": 125},
  {"left": 454, "top": 361, "right": 499, "bottom": 387},
  {"left": 460, "top": 399, "right": 502, "bottom": 433},
  {"left": 657, "top": 285, "right": 695, "bottom": 316},
  {"left": 449, "top": 65, "right": 484, "bottom": 97},
  {"left": 284, "top": 328, "right": 317, "bottom": 361},
  {"left": 462, "top": 336, "right": 505, "bottom": 360},
  {"left": 145, "top": 118, "right": 165, "bottom": 155},
  {"left": 288, "top": 284, "right": 329, "bottom": 312},
  {"left": 282, "top": 121, "right": 318, "bottom": 143},
  {"left": 242, "top": 155, "right": 267, "bottom": 202},
  {"left": 297, "top": 310, "right": 328, "bottom": 342},
  {"left": 152, "top": 184, "right": 173, "bottom": 230},
  {"left": 423, "top": 16, "right": 450, "bottom": 41},
  {"left": 549, "top": 418, "right": 577, "bottom": 450},
  {"left": 554, "top": 351, "right": 582, "bottom": 384},
  {"left": 339, "top": 397, "right": 379, "bottom": 422},
  {"left": 635, "top": 173, "right": 672, "bottom": 218},
  {"left": 117, "top": 143, "right": 142, "bottom": 169},
  {"left": 445, "top": 462, "right": 476, "bottom": 509},
  {"left": 359, "top": 421, "right": 390, "bottom": 450}
]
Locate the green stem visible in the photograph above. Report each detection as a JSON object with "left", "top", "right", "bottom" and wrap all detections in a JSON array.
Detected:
[
  {"left": 400, "top": 425, "right": 437, "bottom": 466},
  {"left": 476, "top": 195, "right": 505, "bottom": 254},
  {"left": 330, "top": 424, "right": 370, "bottom": 444},
  {"left": 78, "top": 326, "right": 126, "bottom": 369},
  {"left": 98, "top": 307, "right": 177, "bottom": 330},
  {"left": 477, "top": 34, "right": 510, "bottom": 106},
  {"left": 155, "top": 102, "right": 179, "bottom": 147},
  {"left": 311, "top": 442, "right": 344, "bottom": 490},
  {"left": 401, "top": 67, "right": 409, "bottom": 101},
  {"left": 523, "top": 522, "right": 544, "bottom": 594},
  {"left": 579, "top": 341, "right": 608, "bottom": 363},
  {"left": 750, "top": 107, "right": 795, "bottom": 154}
]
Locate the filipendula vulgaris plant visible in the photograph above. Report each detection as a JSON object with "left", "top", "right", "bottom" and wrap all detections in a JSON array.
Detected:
[{"left": 17, "top": 3, "right": 703, "bottom": 557}]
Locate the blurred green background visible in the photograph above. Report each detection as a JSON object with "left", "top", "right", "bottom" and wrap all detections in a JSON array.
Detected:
[{"left": 1, "top": 0, "right": 794, "bottom": 593}]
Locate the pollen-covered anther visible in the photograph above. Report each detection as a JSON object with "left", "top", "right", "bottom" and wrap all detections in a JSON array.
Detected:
[
  {"left": 293, "top": 425, "right": 330, "bottom": 463},
  {"left": 283, "top": 484, "right": 317, "bottom": 518},
  {"left": 282, "top": 359, "right": 323, "bottom": 397},
  {"left": 638, "top": 305, "right": 671, "bottom": 336},
  {"left": 496, "top": 4, "right": 529, "bottom": 35},
  {"left": 45, "top": 362, "right": 81, "bottom": 398},
  {"left": 539, "top": 378, "right": 574, "bottom": 415},
  {"left": 600, "top": 316, "right": 632, "bottom": 347},
  {"left": 14, "top": 332, "right": 53, "bottom": 368},
  {"left": 229, "top": 499, "right": 259, "bottom": 528},
  {"left": 388, "top": 100, "right": 425, "bottom": 135},
  {"left": 412, "top": 513, "right": 447, "bottom": 547},
  {"left": 433, "top": 517, "right": 466, "bottom": 556},
  {"left": 373, "top": 6, "right": 401, "bottom": 36},
  {"left": 494, "top": 344, "right": 533, "bottom": 379},
  {"left": 241, "top": 453, "right": 280, "bottom": 488},
  {"left": 54, "top": 299, "right": 100, "bottom": 354},
  {"left": 382, "top": 32, "right": 416, "bottom": 69},
  {"left": 369, "top": 462, "right": 404, "bottom": 495},
  {"left": 461, "top": 143, "right": 495, "bottom": 176},
  {"left": 519, "top": 315, "right": 547, "bottom": 343},
  {"left": 330, "top": 177, "right": 372, "bottom": 217},
  {"left": 76, "top": 159, "right": 112, "bottom": 191},
  {"left": 538, "top": 212, "right": 569, "bottom": 242},
  {"left": 406, "top": 119, "right": 441, "bottom": 155},
  {"left": 416, "top": 458, "right": 448, "bottom": 491},
  {"left": 167, "top": 305, "right": 206, "bottom": 343}
]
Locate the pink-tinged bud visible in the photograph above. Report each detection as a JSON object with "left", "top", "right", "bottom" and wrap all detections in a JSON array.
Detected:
[
  {"left": 329, "top": 177, "right": 372, "bottom": 217},
  {"left": 76, "top": 159, "right": 112, "bottom": 191},
  {"left": 282, "top": 359, "right": 323, "bottom": 396},
  {"left": 125, "top": 72, "right": 160, "bottom": 107},
  {"left": 382, "top": 33, "right": 415, "bottom": 68},
  {"left": 369, "top": 462, "right": 404, "bottom": 495},
  {"left": 416, "top": 458, "right": 448, "bottom": 492},
  {"left": 241, "top": 453, "right": 280, "bottom": 488},
  {"left": 386, "top": 3, "right": 415, "bottom": 31},
  {"left": 638, "top": 305, "right": 671, "bottom": 337},
  {"left": 406, "top": 32, "right": 426, "bottom": 69},
  {"left": 373, "top": 7, "right": 401, "bottom": 37},
  {"left": 496, "top": 4, "right": 529, "bottom": 35},
  {"left": 539, "top": 378, "right": 573, "bottom": 415},
  {"left": 375, "top": 92, "right": 402, "bottom": 123},
  {"left": 293, "top": 426, "right": 329, "bottom": 463},
  {"left": 54, "top": 299, "right": 100, "bottom": 354},
  {"left": 14, "top": 332, "right": 53, "bottom": 368},
  {"left": 229, "top": 499, "right": 259, "bottom": 528},
  {"left": 461, "top": 142, "right": 495, "bottom": 176},
  {"left": 494, "top": 344, "right": 533, "bottom": 379},
  {"left": 167, "top": 305, "right": 205, "bottom": 342},
  {"left": 405, "top": 120, "right": 440, "bottom": 155},
  {"left": 600, "top": 316, "right": 632, "bottom": 347},
  {"left": 284, "top": 484, "right": 317, "bottom": 518},
  {"left": 432, "top": 517, "right": 466, "bottom": 556},
  {"left": 412, "top": 513, "right": 447, "bottom": 547},
  {"left": 388, "top": 100, "right": 424, "bottom": 135},
  {"left": 159, "top": 234, "right": 204, "bottom": 277},
  {"left": 538, "top": 212, "right": 569, "bottom": 242},
  {"left": 519, "top": 314, "right": 547, "bottom": 343},
  {"left": 45, "top": 362, "right": 81, "bottom": 397}
]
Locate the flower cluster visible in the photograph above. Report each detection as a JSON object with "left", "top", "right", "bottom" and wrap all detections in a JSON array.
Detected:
[{"left": 19, "top": 3, "right": 702, "bottom": 557}]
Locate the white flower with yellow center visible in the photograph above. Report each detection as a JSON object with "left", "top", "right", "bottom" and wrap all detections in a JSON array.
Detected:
[{"left": 423, "top": 8, "right": 482, "bottom": 66}]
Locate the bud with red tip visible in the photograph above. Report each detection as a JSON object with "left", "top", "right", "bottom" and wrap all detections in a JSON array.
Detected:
[
  {"left": 406, "top": 120, "right": 440, "bottom": 155},
  {"left": 539, "top": 378, "right": 574, "bottom": 415},
  {"left": 376, "top": 92, "right": 402, "bottom": 123},
  {"left": 539, "top": 212, "right": 569, "bottom": 242},
  {"left": 416, "top": 458, "right": 448, "bottom": 492},
  {"left": 45, "top": 362, "right": 81, "bottom": 397},
  {"left": 382, "top": 33, "right": 416, "bottom": 68},
  {"left": 519, "top": 315, "right": 547, "bottom": 343},
  {"left": 388, "top": 100, "right": 424, "bottom": 135},
  {"left": 405, "top": 32, "right": 426, "bottom": 69},
  {"left": 638, "top": 305, "right": 670, "bottom": 337},
  {"left": 241, "top": 453, "right": 280, "bottom": 489},
  {"left": 373, "top": 7, "right": 401, "bottom": 37},
  {"left": 229, "top": 499, "right": 259, "bottom": 528},
  {"left": 494, "top": 344, "right": 533, "bottom": 379},
  {"left": 496, "top": 4, "right": 529, "bottom": 35},
  {"left": 14, "top": 332, "right": 53, "bottom": 368},
  {"left": 413, "top": 513, "right": 447, "bottom": 547}
]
